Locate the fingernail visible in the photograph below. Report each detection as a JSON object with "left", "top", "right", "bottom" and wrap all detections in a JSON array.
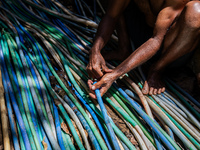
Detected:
[{"left": 92, "top": 86, "right": 95, "bottom": 90}]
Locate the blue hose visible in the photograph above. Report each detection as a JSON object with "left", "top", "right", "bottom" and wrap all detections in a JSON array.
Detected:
[
  {"left": 14, "top": 44, "right": 42, "bottom": 135},
  {"left": 13, "top": 50, "right": 43, "bottom": 150},
  {"left": 60, "top": 117, "right": 76, "bottom": 150},
  {"left": 16, "top": 36, "right": 61, "bottom": 149},
  {"left": 94, "top": 81, "right": 120, "bottom": 150},
  {"left": 67, "top": 81, "right": 113, "bottom": 150},
  {"left": 19, "top": 25, "right": 50, "bottom": 82},
  {"left": 15, "top": 26, "right": 44, "bottom": 99},
  {"left": 114, "top": 87, "right": 163, "bottom": 149},
  {"left": 120, "top": 140, "right": 129, "bottom": 150},
  {"left": 39, "top": 120, "right": 53, "bottom": 150},
  {"left": 16, "top": 121, "right": 26, "bottom": 150},
  {"left": 167, "top": 79, "right": 200, "bottom": 108},
  {"left": 161, "top": 93, "right": 178, "bottom": 107},
  {"left": 23, "top": 48, "right": 53, "bottom": 114},
  {"left": 63, "top": 94, "right": 101, "bottom": 150},
  {"left": 0, "top": 35, "right": 32, "bottom": 150},
  {"left": 113, "top": 83, "right": 176, "bottom": 150},
  {"left": 22, "top": 48, "right": 56, "bottom": 137},
  {"left": 53, "top": 103, "right": 66, "bottom": 150},
  {"left": 1, "top": 66, "right": 20, "bottom": 150}
]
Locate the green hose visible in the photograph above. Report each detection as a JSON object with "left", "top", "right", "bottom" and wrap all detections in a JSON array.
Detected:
[
  {"left": 58, "top": 104, "right": 85, "bottom": 150},
  {"left": 60, "top": 117, "right": 76, "bottom": 150},
  {"left": 9, "top": 34, "right": 50, "bottom": 125},
  {"left": 109, "top": 89, "right": 155, "bottom": 146},
  {"left": 149, "top": 96, "right": 200, "bottom": 149},
  {"left": 2, "top": 33, "right": 36, "bottom": 149},
  {"left": 30, "top": 35, "right": 108, "bottom": 149},
  {"left": 5, "top": 33, "right": 41, "bottom": 150},
  {"left": 17, "top": 122, "right": 26, "bottom": 150},
  {"left": 166, "top": 81, "right": 200, "bottom": 120}
]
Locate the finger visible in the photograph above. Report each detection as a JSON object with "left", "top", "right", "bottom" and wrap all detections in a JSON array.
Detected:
[
  {"left": 86, "top": 66, "right": 95, "bottom": 78},
  {"left": 153, "top": 89, "right": 157, "bottom": 95},
  {"left": 91, "top": 80, "right": 104, "bottom": 91},
  {"left": 149, "top": 87, "right": 154, "bottom": 95},
  {"left": 89, "top": 93, "right": 97, "bottom": 99},
  {"left": 102, "top": 65, "right": 112, "bottom": 73},
  {"left": 99, "top": 87, "right": 108, "bottom": 97},
  {"left": 92, "top": 67, "right": 103, "bottom": 79},
  {"left": 88, "top": 72, "right": 94, "bottom": 79},
  {"left": 88, "top": 80, "right": 94, "bottom": 87},
  {"left": 88, "top": 80, "right": 95, "bottom": 93}
]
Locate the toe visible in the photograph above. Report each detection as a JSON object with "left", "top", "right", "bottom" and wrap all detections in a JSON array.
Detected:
[
  {"left": 158, "top": 88, "right": 162, "bottom": 94},
  {"left": 142, "top": 81, "right": 149, "bottom": 95},
  {"left": 149, "top": 87, "right": 154, "bottom": 95},
  {"left": 161, "top": 87, "right": 165, "bottom": 93},
  {"left": 153, "top": 89, "right": 157, "bottom": 95}
]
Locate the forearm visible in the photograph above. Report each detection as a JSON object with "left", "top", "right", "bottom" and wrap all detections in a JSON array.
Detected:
[
  {"left": 112, "top": 38, "right": 162, "bottom": 78},
  {"left": 90, "top": 14, "right": 118, "bottom": 53}
]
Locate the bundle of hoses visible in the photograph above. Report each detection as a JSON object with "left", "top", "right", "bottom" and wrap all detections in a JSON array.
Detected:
[{"left": 0, "top": 0, "right": 199, "bottom": 149}]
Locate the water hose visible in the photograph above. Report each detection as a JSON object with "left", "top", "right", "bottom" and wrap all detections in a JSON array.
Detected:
[
  {"left": 0, "top": 61, "right": 11, "bottom": 150},
  {"left": 94, "top": 81, "right": 121, "bottom": 150},
  {"left": 1, "top": 67, "right": 20, "bottom": 150},
  {"left": 113, "top": 83, "right": 180, "bottom": 150},
  {"left": 0, "top": 1, "right": 199, "bottom": 150},
  {"left": 0, "top": 34, "right": 32, "bottom": 150}
]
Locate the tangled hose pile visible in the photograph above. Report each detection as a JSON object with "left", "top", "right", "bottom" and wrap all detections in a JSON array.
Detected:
[{"left": 0, "top": 0, "right": 200, "bottom": 149}]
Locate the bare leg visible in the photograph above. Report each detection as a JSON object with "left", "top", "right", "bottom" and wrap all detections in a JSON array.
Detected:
[
  {"left": 102, "top": 14, "right": 132, "bottom": 61},
  {"left": 142, "top": 1, "right": 200, "bottom": 95}
]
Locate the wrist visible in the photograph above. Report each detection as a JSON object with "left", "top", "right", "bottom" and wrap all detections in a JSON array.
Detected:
[
  {"left": 89, "top": 48, "right": 100, "bottom": 55},
  {"left": 111, "top": 69, "right": 122, "bottom": 81}
]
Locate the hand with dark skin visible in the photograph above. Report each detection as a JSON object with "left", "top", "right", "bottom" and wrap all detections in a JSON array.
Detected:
[
  {"left": 87, "top": 73, "right": 115, "bottom": 99},
  {"left": 86, "top": 0, "right": 130, "bottom": 79},
  {"left": 87, "top": 0, "right": 200, "bottom": 98},
  {"left": 87, "top": 50, "right": 112, "bottom": 79}
]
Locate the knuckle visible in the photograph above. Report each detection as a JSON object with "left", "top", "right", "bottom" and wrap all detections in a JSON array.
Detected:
[
  {"left": 86, "top": 66, "right": 91, "bottom": 71},
  {"left": 93, "top": 66, "right": 98, "bottom": 70}
]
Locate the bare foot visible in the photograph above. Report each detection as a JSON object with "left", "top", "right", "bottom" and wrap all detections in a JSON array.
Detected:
[
  {"left": 142, "top": 69, "right": 165, "bottom": 95},
  {"left": 101, "top": 48, "right": 132, "bottom": 61}
]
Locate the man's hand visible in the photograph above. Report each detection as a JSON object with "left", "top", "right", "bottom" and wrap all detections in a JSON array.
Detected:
[
  {"left": 87, "top": 72, "right": 117, "bottom": 99},
  {"left": 86, "top": 51, "right": 112, "bottom": 79}
]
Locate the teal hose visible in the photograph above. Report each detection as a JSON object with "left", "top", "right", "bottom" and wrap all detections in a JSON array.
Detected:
[
  {"left": 2, "top": 33, "right": 36, "bottom": 149},
  {"left": 17, "top": 122, "right": 26, "bottom": 150},
  {"left": 60, "top": 117, "right": 76, "bottom": 150},
  {"left": 1, "top": 1, "right": 200, "bottom": 150},
  {"left": 165, "top": 81, "right": 200, "bottom": 120},
  {"left": 28, "top": 37, "right": 108, "bottom": 149},
  {"left": 6, "top": 33, "right": 41, "bottom": 150},
  {"left": 15, "top": 35, "right": 61, "bottom": 149},
  {"left": 58, "top": 104, "right": 85, "bottom": 150},
  {"left": 109, "top": 88, "right": 155, "bottom": 146}
]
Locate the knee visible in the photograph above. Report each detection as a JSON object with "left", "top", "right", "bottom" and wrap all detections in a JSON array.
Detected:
[{"left": 184, "top": 1, "right": 200, "bottom": 29}]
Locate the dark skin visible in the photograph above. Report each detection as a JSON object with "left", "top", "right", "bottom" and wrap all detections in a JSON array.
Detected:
[{"left": 86, "top": 0, "right": 200, "bottom": 99}]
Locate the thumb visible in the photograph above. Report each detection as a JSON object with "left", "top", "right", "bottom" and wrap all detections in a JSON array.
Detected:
[
  {"left": 92, "top": 80, "right": 104, "bottom": 90},
  {"left": 102, "top": 65, "right": 112, "bottom": 73}
]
